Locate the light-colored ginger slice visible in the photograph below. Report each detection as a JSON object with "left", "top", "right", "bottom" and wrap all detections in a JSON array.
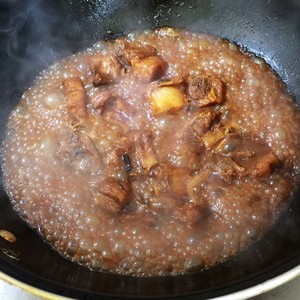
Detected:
[
  {"left": 149, "top": 86, "right": 186, "bottom": 115},
  {"left": 201, "top": 128, "right": 226, "bottom": 149}
]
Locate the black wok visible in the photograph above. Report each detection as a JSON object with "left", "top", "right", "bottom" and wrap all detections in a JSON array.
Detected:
[{"left": 0, "top": 0, "right": 300, "bottom": 299}]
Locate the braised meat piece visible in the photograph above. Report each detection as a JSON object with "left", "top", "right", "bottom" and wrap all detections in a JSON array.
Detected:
[
  {"left": 103, "top": 97, "right": 133, "bottom": 132},
  {"left": 167, "top": 169, "right": 191, "bottom": 195},
  {"left": 179, "top": 110, "right": 218, "bottom": 141},
  {"left": 252, "top": 152, "right": 280, "bottom": 177},
  {"left": 131, "top": 56, "right": 168, "bottom": 82},
  {"left": 90, "top": 90, "right": 114, "bottom": 109},
  {"left": 172, "top": 171, "right": 210, "bottom": 225},
  {"left": 188, "top": 76, "right": 210, "bottom": 100},
  {"left": 194, "top": 110, "right": 218, "bottom": 135},
  {"left": 150, "top": 164, "right": 192, "bottom": 195},
  {"left": 91, "top": 54, "right": 123, "bottom": 86},
  {"left": 187, "top": 75, "right": 225, "bottom": 106},
  {"left": 173, "top": 202, "right": 205, "bottom": 226},
  {"left": 62, "top": 77, "right": 87, "bottom": 118},
  {"left": 159, "top": 76, "right": 184, "bottom": 87},
  {"left": 201, "top": 127, "right": 226, "bottom": 149},
  {"left": 235, "top": 149, "right": 256, "bottom": 161},
  {"left": 117, "top": 40, "right": 157, "bottom": 65},
  {"left": 94, "top": 179, "right": 130, "bottom": 214},
  {"left": 167, "top": 110, "right": 217, "bottom": 157},
  {"left": 56, "top": 132, "right": 102, "bottom": 174},
  {"left": 100, "top": 178, "right": 130, "bottom": 205},
  {"left": 94, "top": 192, "right": 121, "bottom": 214},
  {"left": 63, "top": 76, "right": 85, "bottom": 92},
  {"left": 187, "top": 170, "right": 210, "bottom": 201},
  {"left": 208, "top": 154, "right": 245, "bottom": 183},
  {"left": 135, "top": 131, "right": 158, "bottom": 171},
  {"left": 104, "top": 137, "right": 132, "bottom": 172}
]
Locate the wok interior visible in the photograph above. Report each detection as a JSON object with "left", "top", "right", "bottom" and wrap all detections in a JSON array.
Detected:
[{"left": 0, "top": 0, "right": 300, "bottom": 298}]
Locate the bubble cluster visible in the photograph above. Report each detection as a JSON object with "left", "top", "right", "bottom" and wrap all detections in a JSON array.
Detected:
[{"left": 2, "top": 28, "right": 300, "bottom": 276}]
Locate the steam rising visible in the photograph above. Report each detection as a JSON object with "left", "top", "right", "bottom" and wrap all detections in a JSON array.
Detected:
[
  {"left": 0, "top": 0, "right": 80, "bottom": 135},
  {"left": 1, "top": 0, "right": 299, "bottom": 95},
  {"left": 1, "top": 0, "right": 75, "bottom": 77}
]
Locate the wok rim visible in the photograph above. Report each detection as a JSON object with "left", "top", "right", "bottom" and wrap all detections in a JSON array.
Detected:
[{"left": 1, "top": 263, "right": 300, "bottom": 299}]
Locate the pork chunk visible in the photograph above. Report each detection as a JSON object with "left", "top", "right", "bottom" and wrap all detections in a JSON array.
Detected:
[
  {"left": 103, "top": 97, "right": 133, "bottom": 132},
  {"left": 105, "top": 137, "right": 131, "bottom": 172},
  {"left": 135, "top": 131, "right": 158, "bottom": 171},
  {"left": 131, "top": 56, "right": 168, "bottom": 82},
  {"left": 180, "top": 110, "right": 217, "bottom": 139},
  {"left": 63, "top": 77, "right": 87, "bottom": 118},
  {"left": 187, "top": 75, "right": 225, "bottom": 106},
  {"left": 173, "top": 202, "right": 206, "bottom": 226},
  {"left": 252, "top": 152, "right": 280, "bottom": 177},
  {"left": 95, "top": 178, "right": 130, "bottom": 213},
  {"left": 56, "top": 132, "right": 101, "bottom": 174},
  {"left": 90, "top": 90, "right": 113, "bottom": 109},
  {"left": 150, "top": 164, "right": 192, "bottom": 195},
  {"left": 208, "top": 155, "right": 245, "bottom": 183},
  {"left": 117, "top": 40, "right": 157, "bottom": 65},
  {"left": 159, "top": 76, "right": 184, "bottom": 87},
  {"left": 91, "top": 54, "right": 123, "bottom": 86}
]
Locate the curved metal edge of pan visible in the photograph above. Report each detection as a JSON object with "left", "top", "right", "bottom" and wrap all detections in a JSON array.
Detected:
[{"left": 1, "top": 264, "right": 300, "bottom": 300}]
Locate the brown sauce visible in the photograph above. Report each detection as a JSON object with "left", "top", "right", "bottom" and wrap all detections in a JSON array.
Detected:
[{"left": 2, "top": 27, "right": 300, "bottom": 276}]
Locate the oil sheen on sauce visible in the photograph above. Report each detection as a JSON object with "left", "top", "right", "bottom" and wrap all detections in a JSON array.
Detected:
[{"left": 2, "top": 28, "right": 300, "bottom": 276}]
